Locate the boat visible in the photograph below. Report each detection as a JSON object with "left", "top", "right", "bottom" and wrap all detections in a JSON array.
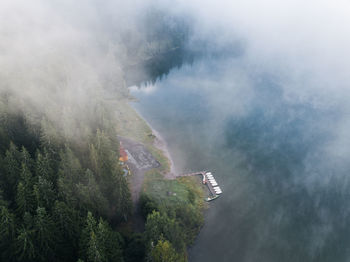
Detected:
[{"left": 205, "top": 195, "right": 220, "bottom": 202}]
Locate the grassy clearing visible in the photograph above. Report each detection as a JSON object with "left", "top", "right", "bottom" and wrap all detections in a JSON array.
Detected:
[
  {"left": 113, "top": 99, "right": 154, "bottom": 145},
  {"left": 146, "top": 146, "right": 170, "bottom": 173},
  {"left": 142, "top": 170, "right": 207, "bottom": 210}
]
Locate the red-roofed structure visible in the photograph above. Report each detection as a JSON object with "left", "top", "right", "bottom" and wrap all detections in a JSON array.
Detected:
[{"left": 119, "top": 142, "right": 128, "bottom": 162}]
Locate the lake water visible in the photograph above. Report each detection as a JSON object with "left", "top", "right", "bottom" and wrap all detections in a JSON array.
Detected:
[{"left": 130, "top": 58, "right": 350, "bottom": 262}]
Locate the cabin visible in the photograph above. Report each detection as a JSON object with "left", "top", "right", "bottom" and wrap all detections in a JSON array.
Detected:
[{"left": 119, "top": 142, "right": 128, "bottom": 162}]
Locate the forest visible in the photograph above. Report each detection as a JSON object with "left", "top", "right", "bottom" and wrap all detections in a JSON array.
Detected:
[
  {"left": 0, "top": 3, "right": 203, "bottom": 261},
  {"left": 0, "top": 84, "right": 203, "bottom": 262}
]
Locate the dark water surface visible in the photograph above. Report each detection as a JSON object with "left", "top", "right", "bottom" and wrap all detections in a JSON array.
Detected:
[{"left": 131, "top": 59, "right": 350, "bottom": 262}]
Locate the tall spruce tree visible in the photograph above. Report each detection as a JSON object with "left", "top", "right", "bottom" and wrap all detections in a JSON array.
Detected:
[
  {"left": 16, "top": 212, "right": 35, "bottom": 261},
  {"left": 0, "top": 205, "right": 15, "bottom": 261},
  {"left": 33, "top": 207, "right": 55, "bottom": 261},
  {"left": 3, "top": 142, "right": 21, "bottom": 200}
]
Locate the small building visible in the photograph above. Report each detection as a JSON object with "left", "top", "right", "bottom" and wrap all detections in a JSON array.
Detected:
[{"left": 119, "top": 142, "right": 128, "bottom": 162}]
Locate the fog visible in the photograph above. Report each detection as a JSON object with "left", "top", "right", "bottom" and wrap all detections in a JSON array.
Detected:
[
  {"left": 166, "top": 0, "right": 350, "bottom": 183},
  {"left": 2, "top": 0, "right": 350, "bottom": 261},
  {"left": 130, "top": 1, "right": 350, "bottom": 261},
  {"left": 0, "top": 0, "right": 155, "bottom": 143}
]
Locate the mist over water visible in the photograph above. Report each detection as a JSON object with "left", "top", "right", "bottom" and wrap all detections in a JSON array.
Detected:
[
  {"left": 131, "top": 55, "right": 350, "bottom": 261},
  {"left": 2, "top": 0, "right": 350, "bottom": 261}
]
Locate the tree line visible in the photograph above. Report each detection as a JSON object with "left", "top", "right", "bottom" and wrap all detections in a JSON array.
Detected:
[
  {"left": 0, "top": 91, "right": 204, "bottom": 262},
  {"left": 0, "top": 92, "right": 132, "bottom": 262}
]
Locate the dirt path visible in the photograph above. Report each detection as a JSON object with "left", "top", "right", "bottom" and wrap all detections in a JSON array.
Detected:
[
  {"left": 118, "top": 126, "right": 177, "bottom": 231},
  {"left": 118, "top": 136, "right": 160, "bottom": 203}
]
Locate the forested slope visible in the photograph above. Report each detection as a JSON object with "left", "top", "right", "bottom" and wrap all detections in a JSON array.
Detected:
[
  {"left": 0, "top": 92, "right": 132, "bottom": 262},
  {"left": 0, "top": 2, "right": 202, "bottom": 261}
]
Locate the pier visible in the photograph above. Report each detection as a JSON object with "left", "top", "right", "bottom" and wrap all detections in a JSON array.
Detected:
[{"left": 178, "top": 171, "right": 223, "bottom": 201}]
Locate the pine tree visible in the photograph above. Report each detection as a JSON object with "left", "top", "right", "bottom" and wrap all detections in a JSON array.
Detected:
[
  {"left": 114, "top": 168, "right": 132, "bottom": 222},
  {"left": 16, "top": 181, "right": 34, "bottom": 216},
  {"left": 20, "top": 147, "right": 33, "bottom": 171},
  {"left": 150, "top": 239, "right": 183, "bottom": 262},
  {"left": 58, "top": 146, "right": 84, "bottom": 207},
  {"left": 16, "top": 161, "right": 35, "bottom": 215},
  {"left": 16, "top": 212, "right": 35, "bottom": 261},
  {"left": 33, "top": 176, "right": 56, "bottom": 210},
  {"left": 145, "top": 211, "right": 185, "bottom": 254},
  {"left": 89, "top": 130, "right": 132, "bottom": 222},
  {"left": 0, "top": 205, "right": 15, "bottom": 260},
  {"left": 89, "top": 129, "right": 119, "bottom": 184},
  {"left": 79, "top": 212, "right": 98, "bottom": 261},
  {"left": 96, "top": 218, "right": 123, "bottom": 262},
  {"left": 3, "top": 142, "right": 21, "bottom": 200},
  {"left": 79, "top": 212, "right": 124, "bottom": 262},
  {"left": 35, "top": 149, "right": 55, "bottom": 185},
  {"left": 33, "top": 207, "right": 55, "bottom": 261},
  {"left": 53, "top": 201, "right": 81, "bottom": 261},
  {"left": 76, "top": 169, "right": 109, "bottom": 217},
  {"left": 87, "top": 231, "right": 103, "bottom": 262}
]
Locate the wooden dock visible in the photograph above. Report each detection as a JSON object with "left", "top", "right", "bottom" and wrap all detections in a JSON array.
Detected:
[{"left": 178, "top": 171, "right": 206, "bottom": 177}]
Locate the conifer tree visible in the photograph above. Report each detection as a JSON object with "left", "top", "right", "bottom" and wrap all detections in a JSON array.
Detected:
[
  {"left": 0, "top": 205, "right": 15, "bottom": 260},
  {"left": 58, "top": 147, "right": 84, "bottom": 207},
  {"left": 3, "top": 142, "right": 21, "bottom": 199},
  {"left": 96, "top": 218, "right": 123, "bottom": 262},
  {"left": 16, "top": 161, "right": 35, "bottom": 215},
  {"left": 145, "top": 211, "right": 185, "bottom": 254},
  {"left": 79, "top": 212, "right": 98, "bottom": 261},
  {"left": 33, "top": 176, "right": 56, "bottom": 210},
  {"left": 35, "top": 150, "right": 55, "bottom": 185},
  {"left": 87, "top": 231, "right": 103, "bottom": 262},
  {"left": 20, "top": 147, "right": 33, "bottom": 171},
  {"left": 76, "top": 169, "right": 109, "bottom": 217},
  {"left": 150, "top": 239, "right": 183, "bottom": 262},
  {"left": 16, "top": 212, "right": 35, "bottom": 261},
  {"left": 34, "top": 207, "right": 55, "bottom": 261},
  {"left": 53, "top": 201, "right": 81, "bottom": 261}
]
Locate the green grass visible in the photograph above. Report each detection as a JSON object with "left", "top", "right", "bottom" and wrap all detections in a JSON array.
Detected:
[
  {"left": 142, "top": 170, "right": 207, "bottom": 210},
  {"left": 147, "top": 146, "right": 170, "bottom": 173},
  {"left": 113, "top": 99, "right": 154, "bottom": 145}
]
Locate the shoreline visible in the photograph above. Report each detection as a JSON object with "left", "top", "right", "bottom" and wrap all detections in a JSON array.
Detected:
[{"left": 131, "top": 105, "right": 177, "bottom": 179}]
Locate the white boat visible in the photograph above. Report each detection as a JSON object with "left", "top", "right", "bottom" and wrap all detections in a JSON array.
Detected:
[
  {"left": 211, "top": 182, "right": 218, "bottom": 186},
  {"left": 205, "top": 195, "right": 220, "bottom": 201}
]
